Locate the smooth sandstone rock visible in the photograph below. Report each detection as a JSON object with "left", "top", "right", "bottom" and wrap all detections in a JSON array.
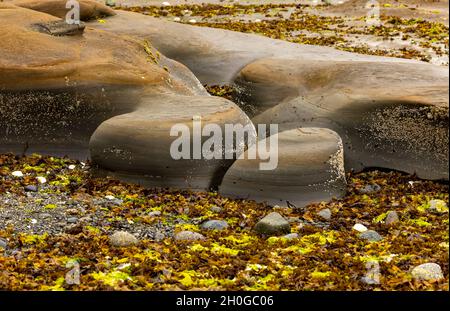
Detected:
[
  {"left": 248, "top": 58, "right": 449, "bottom": 180},
  {"left": 89, "top": 94, "right": 255, "bottom": 190},
  {"left": 219, "top": 128, "right": 347, "bottom": 207},
  {"left": 1, "top": 3, "right": 254, "bottom": 191},
  {"left": 86, "top": 10, "right": 449, "bottom": 181}
]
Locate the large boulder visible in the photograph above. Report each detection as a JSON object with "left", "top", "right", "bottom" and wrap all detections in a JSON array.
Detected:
[
  {"left": 90, "top": 94, "right": 256, "bottom": 190},
  {"left": 85, "top": 9, "right": 449, "bottom": 180},
  {"left": 248, "top": 58, "right": 449, "bottom": 180},
  {"left": 0, "top": 2, "right": 254, "bottom": 190},
  {"left": 219, "top": 128, "right": 347, "bottom": 207}
]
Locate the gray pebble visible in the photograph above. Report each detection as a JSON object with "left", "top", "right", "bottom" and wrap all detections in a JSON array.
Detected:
[
  {"left": 67, "top": 217, "right": 78, "bottom": 224},
  {"left": 317, "top": 208, "right": 332, "bottom": 220},
  {"left": 254, "top": 212, "right": 291, "bottom": 236},
  {"left": 24, "top": 185, "right": 38, "bottom": 192},
  {"left": 0, "top": 238, "right": 7, "bottom": 250},
  {"left": 210, "top": 206, "right": 222, "bottom": 213},
  {"left": 359, "top": 230, "right": 383, "bottom": 242},
  {"left": 385, "top": 211, "right": 399, "bottom": 226},
  {"left": 148, "top": 211, "right": 162, "bottom": 217},
  {"left": 201, "top": 220, "right": 228, "bottom": 231},
  {"left": 359, "top": 184, "right": 381, "bottom": 194}
]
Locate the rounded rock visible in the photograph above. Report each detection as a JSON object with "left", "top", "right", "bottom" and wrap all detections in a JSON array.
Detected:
[
  {"left": 317, "top": 208, "right": 332, "bottom": 221},
  {"left": 359, "top": 230, "right": 382, "bottom": 242},
  {"left": 411, "top": 263, "right": 444, "bottom": 281},
  {"left": 219, "top": 128, "right": 347, "bottom": 207},
  {"left": 385, "top": 211, "right": 399, "bottom": 226},
  {"left": 254, "top": 212, "right": 291, "bottom": 236},
  {"left": 201, "top": 220, "right": 229, "bottom": 231},
  {"left": 174, "top": 231, "right": 205, "bottom": 242},
  {"left": 109, "top": 231, "right": 139, "bottom": 247}
]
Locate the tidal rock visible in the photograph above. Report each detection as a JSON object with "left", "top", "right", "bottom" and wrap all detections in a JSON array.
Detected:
[
  {"left": 249, "top": 58, "right": 449, "bottom": 180},
  {"left": 201, "top": 220, "right": 229, "bottom": 231},
  {"left": 411, "top": 263, "right": 444, "bottom": 281},
  {"left": 385, "top": 211, "right": 400, "bottom": 226},
  {"left": 109, "top": 231, "right": 139, "bottom": 247},
  {"left": 2, "top": 3, "right": 254, "bottom": 192},
  {"left": 90, "top": 94, "right": 256, "bottom": 190},
  {"left": 87, "top": 9, "right": 422, "bottom": 85},
  {"left": 254, "top": 212, "right": 290, "bottom": 236},
  {"left": 317, "top": 208, "right": 332, "bottom": 221},
  {"left": 359, "top": 230, "right": 383, "bottom": 242},
  {"left": 219, "top": 128, "right": 347, "bottom": 207},
  {"left": 174, "top": 231, "right": 205, "bottom": 242}
]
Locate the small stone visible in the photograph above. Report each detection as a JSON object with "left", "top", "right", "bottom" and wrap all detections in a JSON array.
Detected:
[
  {"left": 173, "top": 17, "right": 181, "bottom": 22},
  {"left": 189, "top": 19, "right": 197, "bottom": 24},
  {"left": 68, "top": 165, "right": 76, "bottom": 170},
  {"left": 411, "top": 263, "right": 444, "bottom": 281},
  {"left": 65, "top": 223, "right": 83, "bottom": 235},
  {"left": 385, "top": 211, "right": 399, "bottom": 226},
  {"left": 12, "top": 171, "right": 23, "bottom": 178},
  {"left": 105, "top": 195, "right": 123, "bottom": 206},
  {"left": 317, "top": 208, "right": 332, "bottom": 220},
  {"left": 359, "top": 230, "right": 382, "bottom": 242},
  {"left": 154, "top": 232, "right": 165, "bottom": 242},
  {"left": 67, "top": 217, "right": 78, "bottom": 224},
  {"left": 65, "top": 209, "right": 80, "bottom": 215},
  {"left": 148, "top": 211, "right": 162, "bottom": 217},
  {"left": 24, "top": 185, "right": 38, "bottom": 192},
  {"left": 210, "top": 206, "right": 222, "bottom": 213},
  {"left": 282, "top": 233, "right": 299, "bottom": 240},
  {"left": 359, "top": 184, "right": 381, "bottom": 194},
  {"left": 361, "top": 260, "right": 380, "bottom": 285},
  {"left": 0, "top": 238, "right": 7, "bottom": 250},
  {"left": 36, "top": 176, "right": 47, "bottom": 184},
  {"left": 254, "top": 212, "right": 291, "bottom": 236},
  {"left": 201, "top": 220, "right": 229, "bottom": 231},
  {"left": 352, "top": 223, "right": 368, "bottom": 232},
  {"left": 30, "top": 219, "right": 37, "bottom": 224},
  {"left": 40, "top": 213, "right": 52, "bottom": 219},
  {"left": 109, "top": 231, "right": 139, "bottom": 247},
  {"left": 428, "top": 199, "right": 448, "bottom": 214},
  {"left": 174, "top": 231, "right": 205, "bottom": 242},
  {"left": 162, "top": 1, "right": 171, "bottom": 6}
]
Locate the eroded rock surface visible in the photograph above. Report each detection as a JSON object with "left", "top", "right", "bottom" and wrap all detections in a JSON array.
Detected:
[
  {"left": 0, "top": 1, "right": 253, "bottom": 190},
  {"left": 219, "top": 128, "right": 347, "bottom": 207}
]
